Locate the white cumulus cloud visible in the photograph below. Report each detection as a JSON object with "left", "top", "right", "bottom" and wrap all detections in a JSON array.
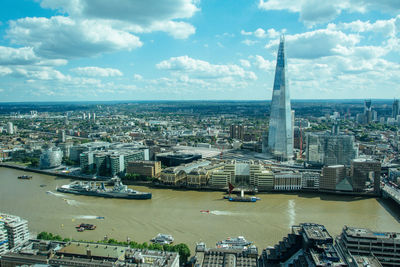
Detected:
[
  {"left": 266, "top": 29, "right": 359, "bottom": 59},
  {"left": 156, "top": 55, "right": 257, "bottom": 80},
  {"left": 7, "top": 16, "right": 143, "bottom": 59},
  {"left": 258, "top": 0, "right": 400, "bottom": 25},
  {"left": 40, "top": 0, "right": 198, "bottom": 39},
  {"left": 71, "top": 67, "right": 123, "bottom": 77}
]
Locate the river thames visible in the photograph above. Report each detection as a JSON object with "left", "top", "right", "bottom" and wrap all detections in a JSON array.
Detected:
[{"left": 1, "top": 167, "right": 399, "bottom": 249}]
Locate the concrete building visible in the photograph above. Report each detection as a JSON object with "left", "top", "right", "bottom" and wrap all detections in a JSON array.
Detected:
[
  {"left": 208, "top": 161, "right": 274, "bottom": 190},
  {"left": 273, "top": 172, "right": 302, "bottom": 191},
  {"left": 306, "top": 131, "right": 358, "bottom": 166},
  {"left": 0, "top": 221, "right": 8, "bottom": 255},
  {"left": 0, "top": 213, "right": 29, "bottom": 250},
  {"left": 266, "top": 36, "right": 293, "bottom": 160},
  {"left": 58, "top": 130, "right": 66, "bottom": 143},
  {"left": 250, "top": 165, "right": 274, "bottom": 191},
  {"left": 301, "top": 171, "right": 320, "bottom": 190},
  {"left": 58, "top": 142, "right": 73, "bottom": 158},
  {"left": 320, "top": 165, "right": 347, "bottom": 191},
  {"left": 39, "top": 147, "right": 63, "bottom": 169},
  {"left": 351, "top": 159, "right": 381, "bottom": 194},
  {"left": 69, "top": 141, "right": 110, "bottom": 163},
  {"left": 160, "top": 160, "right": 222, "bottom": 186},
  {"left": 7, "top": 122, "right": 14, "bottom": 135},
  {"left": 127, "top": 160, "right": 162, "bottom": 178},
  {"left": 193, "top": 242, "right": 258, "bottom": 267},
  {"left": 210, "top": 169, "right": 233, "bottom": 187},
  {"left": 1, "top": 240, "right": 179, "bottom": 267},
  {"left": 336, "top": 226, "right": 400, "bottom": 267},
  {"left": 259, "top": 223, "right": 345, "bottom": 267},
  {"left": 230, "top": 124, "right": 245, "bottom": 140}
]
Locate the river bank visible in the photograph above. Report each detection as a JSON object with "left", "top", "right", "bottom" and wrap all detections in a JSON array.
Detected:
[
  {"left": 1, "top": 167, "right": 399, "bottom": 250},
  {"left": 0, "top": 163, "right": 380, "bottom": 197}
]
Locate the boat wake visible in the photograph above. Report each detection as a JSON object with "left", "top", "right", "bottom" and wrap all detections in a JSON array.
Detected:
[
  {"left": 64, "top": 199, "right": 81, "bottom": 206},
  {"left": 74, "top": 215, "right": 101, "bottom": 220},
  {"left": 46, "top": 191, "right": 67, "bottom": 198},
  {"left": 209, "top": 210, "right": 236, "bottom": 216}
]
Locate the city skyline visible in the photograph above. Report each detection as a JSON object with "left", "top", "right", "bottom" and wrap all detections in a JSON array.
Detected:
[{"left": 0, "top": 0, "right": 400, "bottom": 101}]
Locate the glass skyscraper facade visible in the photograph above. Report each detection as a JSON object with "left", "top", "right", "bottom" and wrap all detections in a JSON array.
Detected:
[{"left": 267, "top": 36, "right": 293, "bottom": 160}]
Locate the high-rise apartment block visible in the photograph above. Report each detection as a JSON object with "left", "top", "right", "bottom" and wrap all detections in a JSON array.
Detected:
[
  {"left": 267, "top": 36, "right": 293, "bottom": 160},
  {"left": 230, "top": 124, "right": 244, "bottom": 140},
  {"left": 7, "top": 122, "right": 14, "bottom": 135}
]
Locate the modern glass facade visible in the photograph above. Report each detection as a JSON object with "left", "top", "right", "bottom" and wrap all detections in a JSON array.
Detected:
[{"left": 267, "top": 36, "right": 293, "bottom": 159}]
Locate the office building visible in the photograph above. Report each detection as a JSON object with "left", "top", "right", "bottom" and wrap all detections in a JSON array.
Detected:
[
  {"left": 193, "top": 242, "right": 258, "bottom": 267},
  {"left": 127, "top": 160, "right": 162, "bottom": 178},
  {"left": 364, "top": 100, "right": 372, "bottom": 124},
  {"left": 351, "top": 159, "right": 381, "bottom": 194},
  {"left": 0, "top": 213, "right": 30, "bottom": 249},
  {"left": 69, "top": 141, "right": 111, "bottom": 163},
  {"left": 0, "top": 221, "right": 8, "bottom": 255},
  {"left": 320, "top": 165, "right": 347, "bottom": 191},
  {"left": 39, "top": 147, "right": 63, "bottom": 169},
  {"left": 267, "top": 36, "right": 293, "bottom": 160},
  {"left": 249, "top": 164, "right": 274, "bottom": 191},
  {"left": 336, "top": 226, "right": 400, "bottom": 267},
  {"left": 393, "top": 99, "right": 399, "bottom": 119},
  {"left": 273, "top": 172, "right": 302, "bottom": 191},
  {"left": 208, "top": 161, "right": 274, "bottom": 190},
  {"left": 81, "top": 149, "right": 145, "bottom": 177},
  {"left": 301, "top": 171, "right": 320, "bottom": 189},
  {"left": 259, "top": 223, "right": 345, "bottom": 266},
  {"left": 160, "top": 160, "right": 223, "bottom": 186},
  {"left": 306, "top": 130, "right": 358, "bottom": 166}
]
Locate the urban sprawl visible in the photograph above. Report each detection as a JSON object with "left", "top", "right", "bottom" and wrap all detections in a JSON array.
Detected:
[{"left": 0, "top": 38, "right": 399, "bottom": 266}]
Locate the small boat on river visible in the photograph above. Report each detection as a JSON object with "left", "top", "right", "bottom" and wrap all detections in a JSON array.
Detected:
[{"left": 18, "top": 175, "right": 32, "bottom": 179}]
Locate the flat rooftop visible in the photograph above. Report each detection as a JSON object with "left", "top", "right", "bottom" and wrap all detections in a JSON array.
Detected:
[
  {"left": 344, "top": 226, "right": 400, "bottom": 241},
  {"left": 301, "top": 223, "right": 332, "bottom": 241},
  {"left": 57, "top": 242, "right": 126, "bottom": 259}
]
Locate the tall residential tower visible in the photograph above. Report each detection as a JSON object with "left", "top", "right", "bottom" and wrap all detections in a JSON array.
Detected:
[{"left": 267, "top": 36, "right": 293, "bottom": 160}]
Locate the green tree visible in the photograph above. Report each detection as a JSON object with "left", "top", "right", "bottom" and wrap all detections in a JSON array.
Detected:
[{"left": 30, "top": 158, "right": 39, "bottom": 167}]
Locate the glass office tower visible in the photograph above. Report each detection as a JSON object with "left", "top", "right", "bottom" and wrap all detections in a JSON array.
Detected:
[{"left": 267, "top": 36, "right": 293, "bottom": 160}]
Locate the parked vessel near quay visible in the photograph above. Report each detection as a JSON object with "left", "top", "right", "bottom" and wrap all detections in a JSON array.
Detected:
[
  {"left": 216, "top": 236, "right": 253, "bottom": 250},
  {"left": 151, "top": 234, "right": 174, "bottom": 245},
  {"left": 57, "top": 179, "right": 152, "bottom": 199}
]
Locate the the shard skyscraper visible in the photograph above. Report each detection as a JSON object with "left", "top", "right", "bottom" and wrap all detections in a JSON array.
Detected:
[{"left": 267, "top": 36, "right": 293, "bottom": 160}]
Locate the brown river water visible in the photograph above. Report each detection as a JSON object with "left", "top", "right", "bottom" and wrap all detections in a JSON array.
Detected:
[{"left": 0, "top": 167, "right": 399, "bottom": 250}]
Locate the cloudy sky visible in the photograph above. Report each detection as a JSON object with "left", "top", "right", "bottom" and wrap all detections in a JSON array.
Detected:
[{"left": 0, "top": 0, "right": 399, "bottom": 101}]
